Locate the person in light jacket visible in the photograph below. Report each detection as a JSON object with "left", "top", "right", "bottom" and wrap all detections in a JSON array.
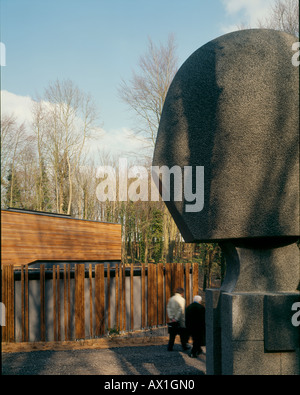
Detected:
[{"left": 166, "top": 287, "right": 189, "bottom": 351}]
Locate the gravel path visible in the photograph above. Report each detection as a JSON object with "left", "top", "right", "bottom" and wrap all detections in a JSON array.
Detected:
[{"left": 2, "top": 344, "right": 206, "bottom": 375}]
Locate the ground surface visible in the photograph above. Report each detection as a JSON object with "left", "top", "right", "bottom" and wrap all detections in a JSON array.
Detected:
[{"left": 2, "top": 339, "right": 206, "bottom": 375}]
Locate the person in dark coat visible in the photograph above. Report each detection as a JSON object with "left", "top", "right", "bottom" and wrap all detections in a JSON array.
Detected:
[{"left": 185, "top": 295, "right": 206, "bottom": 358}]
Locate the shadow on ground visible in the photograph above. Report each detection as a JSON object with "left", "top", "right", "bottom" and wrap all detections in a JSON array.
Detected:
[{"left": 2, "top": 344, "right": 206, "bottom": 375}]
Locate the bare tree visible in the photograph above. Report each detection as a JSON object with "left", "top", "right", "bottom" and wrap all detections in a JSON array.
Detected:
[
  {"left": 119, "top": 35, "right": 180, "bottom": 262},
  {"left": 74, "top": 155, "right": 101, "bottom": 220},
  {"left": 119, "top": 34, "right": 178, "bottom": 157},
  {"left": 1, "top": 114, "right": 24, "bottom": 184},
  {"left": 17, "top": 139, "right": 39, "bottom": 210},
  {"left": 1, "top": 114, "right": 26, "bottom": 207},
  {"left": 31, "top": 100, "right": 50, "bottom": 210},
  {"left": 43, "top": 79, "right": 100, "bottom": 214},
  {"left": 258, "top": 0, "right": 299, "bottom": 36}
]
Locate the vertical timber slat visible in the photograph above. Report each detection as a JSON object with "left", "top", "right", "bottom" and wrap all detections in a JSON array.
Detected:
[
  {"left": 3, "top": 266, "right": 15, "bottom": 342},
  {"left": 95, "top": 264, "right": 105, "bottom": 336},
  {"left": 89, "top": 264, "right": 93, "bottom": 338},
  {"left": 130, "top": 264, "right": 134, "bottom": 330},
  {"left": 185, "top": 263, "right": 191, "bottom": 305},
  {"left": 147, "top": 264, "right": 151, "bottom": 327},
  {"left": 157, "top": 263, "right": 164, "bottom": 325},
  {"left": 165, "top": 263, "right": 171, "bottom": 321},
  {"left": 25, "top": 265, "right": 29, "bottom": 342},
  {"left": 192, "top": 262, "right": 199, "bottom": 296},
  {"left": 107, "top": 264, "right": 111, "bottom": 330},
  {"left": 68, "top": 264, "right": 71, "bottom": 340},
  {"left": 21, "top": 265, "right": 24, "bottom": 342},
  {"left": 57, "top": 265, "right": 61, "bottom": 341},
  {"left": 40, "top": 265, "right": 45, "bottom": 342},
  {"left": 179, "top": 262, "right": 184, "bottom": 290},
  {"left": 53, "top": 266, "right": 57, "bottom": 341},
  {"left": 153, "top": 264, "right": 157, "bottom": 326},
  {"left": 119, "top": 264, "right": 123, "bottom": 331},
  {"left": 141, "top": 263, "right": 146, "bottom": 328},
  {"left": 75, "top": 264, "right": 85, "bottom": 339},
  {"left": 115, "top": 264, "right": 119, "bottom": 330},
  {"left": 9, "top": 266, "right": 14, "bottom": 342},
  {"left": 122, "top": 264, "right": 126, "bottom": 331},
  {"left": 100, "top": 264, "right": 105, "bottom": 335},
  {"left": 171, "top": 263, "right": 177, "bottom": 294},
  {"left": 63, "top": 264, "right": 67, "bottom": 341}
]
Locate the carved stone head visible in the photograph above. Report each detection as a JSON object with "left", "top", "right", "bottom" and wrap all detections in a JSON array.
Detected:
[{"left": 153, "top": 29, "right": 299, "bottom": 243}]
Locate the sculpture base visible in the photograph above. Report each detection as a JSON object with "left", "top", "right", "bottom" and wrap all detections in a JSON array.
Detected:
[
  {"left": 206, "top": 240, "right": 300, "bottom": 375},
  {"left": 206, "top": 289, "right": 300, "bottom": 375}
]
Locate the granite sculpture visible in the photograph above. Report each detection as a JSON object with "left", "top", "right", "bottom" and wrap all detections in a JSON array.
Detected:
[{"left": 153, "top": 29, "right": 299, "bottom": 375}]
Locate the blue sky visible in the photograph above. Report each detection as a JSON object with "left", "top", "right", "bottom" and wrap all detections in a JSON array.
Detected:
[{"left": 0, "top": 0, "right": 274, "bottom": 156}]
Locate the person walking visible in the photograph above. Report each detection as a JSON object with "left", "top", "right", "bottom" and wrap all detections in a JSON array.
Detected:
[
  {"left": 166, "top": 287, "right": 189, "bottom": 351},
  {"left": 185, "top": 295, "right": 206, "bottom": 358}
]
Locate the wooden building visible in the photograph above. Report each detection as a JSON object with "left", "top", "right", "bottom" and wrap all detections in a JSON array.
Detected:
[{"left": 1, "top": 208, "right": 121, "bottom": 267}]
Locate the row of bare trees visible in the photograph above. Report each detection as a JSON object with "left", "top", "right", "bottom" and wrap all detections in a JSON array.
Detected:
[
  {"left": 2, "top": 82, "right": 99, "bottom": 214},
  {"left": 257, "top": 0, "right": 299, "bottom": 37}
]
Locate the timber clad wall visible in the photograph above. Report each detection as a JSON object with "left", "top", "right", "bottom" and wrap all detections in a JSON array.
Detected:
[{"left": 1, "top": 210, "right": 122, "bottom": 266}]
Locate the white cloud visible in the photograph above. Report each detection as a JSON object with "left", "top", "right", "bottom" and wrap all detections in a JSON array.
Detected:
[
  {"left": 90, "top": 127, "right": 148, "bottom": 159},
  {"left": 1, "top": 90, "right": 147, "bottom": 159},
  {"left": 1, "top": 90, "right": 34, "bottom": 126},
  {"left": 220, "top": 0, "right": 273, "bottom": 33}
]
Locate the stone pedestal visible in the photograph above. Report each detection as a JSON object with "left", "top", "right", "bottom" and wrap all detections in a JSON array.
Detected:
[
  {"left": 206, "top": 240, "right": 300, "bottom": 375},
  {"left": 206, "top": 288, "right": 222, "bottom": 374}
]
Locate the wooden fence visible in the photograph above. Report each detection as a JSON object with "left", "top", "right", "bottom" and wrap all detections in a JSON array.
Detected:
[{"left": 1, "top": 262, "right": 199, "bottom": 343}]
